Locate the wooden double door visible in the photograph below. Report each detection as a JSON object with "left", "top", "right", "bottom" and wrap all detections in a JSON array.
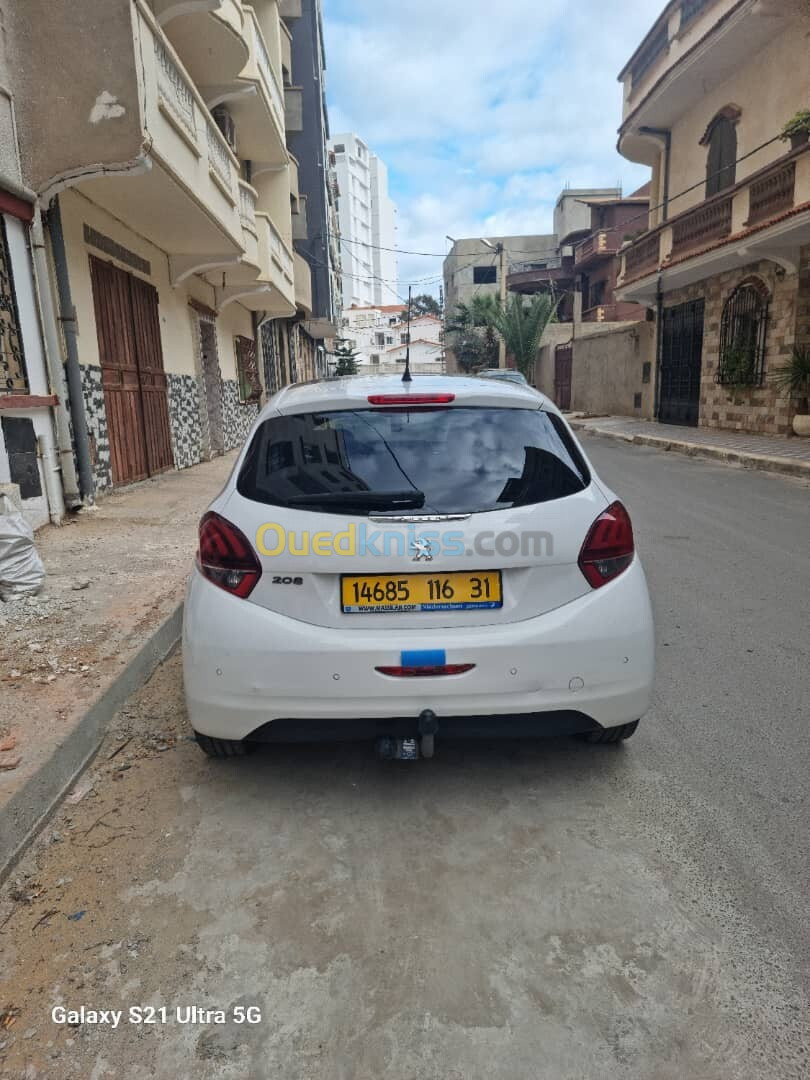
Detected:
[{"left": 89, "top": 256, "right": 174, "bottom": 484}]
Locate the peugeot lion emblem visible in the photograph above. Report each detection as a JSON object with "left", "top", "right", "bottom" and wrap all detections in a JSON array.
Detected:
[{"left": 412, "top": 537, "right": 433, "bottom": 562}]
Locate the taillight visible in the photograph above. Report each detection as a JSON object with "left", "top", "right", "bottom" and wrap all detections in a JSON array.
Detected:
[
  {"left": 197, "top": 511, "right": 261, "bottom": 599},
  {"left": 578, "top": 501, "right": 635, "bottom": 589},
  {"left": 367, "top": 393, "right": 455, "bottom": 405}
]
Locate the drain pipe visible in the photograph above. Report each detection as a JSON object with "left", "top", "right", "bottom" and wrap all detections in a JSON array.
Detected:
[
  {"left": 29, "top": 205, "right": 83, "bottom": 508},
  {"left": 640, "top": 127, "right": 671, "bottom": 222},
  {"left": 654, "top": 274, "right": 664, "bottom": 420},
  {"left": 46, "top": 196, "right": 96, "bottom": 502}
]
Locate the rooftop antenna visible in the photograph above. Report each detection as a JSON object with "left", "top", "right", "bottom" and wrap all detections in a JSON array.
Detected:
[{"left": 402, "top": 285, "right": 412, "bottom": 383}]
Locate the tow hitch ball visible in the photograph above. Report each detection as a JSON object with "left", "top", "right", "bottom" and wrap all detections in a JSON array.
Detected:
[{"left": 376, "top": 709, "right": 439, "bottom": 761}]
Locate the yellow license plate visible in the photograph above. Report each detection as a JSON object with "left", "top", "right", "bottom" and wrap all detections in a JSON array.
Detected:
[{"left": 341, "top": 571, "right": 502, "bottom": 614}]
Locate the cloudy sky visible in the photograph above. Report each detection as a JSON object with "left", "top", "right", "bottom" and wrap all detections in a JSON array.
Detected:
[{"left": 322, "top": 0, "right": 664, "bottom": 300}]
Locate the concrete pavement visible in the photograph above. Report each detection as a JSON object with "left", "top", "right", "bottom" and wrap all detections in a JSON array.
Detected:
[
  {"left": 1, "top": 436, "right": 808, "bottom": 1079},
  {"left": 569, "top": 415, "right": 810, "bottom": 479}
]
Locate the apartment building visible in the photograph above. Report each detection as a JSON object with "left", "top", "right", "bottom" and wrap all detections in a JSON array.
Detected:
[
  {"left": 615, "top": 0, "right": 810, "bottom": 433},
  {"left": 329, "top": 134, "right": 398, "bottom": 308},
  {"left": 0, "top": 0, "right": 333, "bottom": 517},
  {"left": 283, "top": 0, "right": 341, "bottom": 381},
  {"left": 341, "top": 305, "right": 443, "bottom": 375}
]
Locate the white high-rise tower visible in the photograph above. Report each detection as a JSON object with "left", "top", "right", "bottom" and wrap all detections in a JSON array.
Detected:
[{"left": 328, "top": 134, "right": 398, "bottom": 308}]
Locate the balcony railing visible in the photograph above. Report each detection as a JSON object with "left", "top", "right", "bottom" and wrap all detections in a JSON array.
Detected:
[
  {"left": 238, "top": 180, "right": 258, "bottom": 231},
  {"left": 574, "top": 230, "right": 618, "bottom": 266},
  {"left": 206, "top": 117, "right": 234, "bottom": 193},
  {"left": 746, "top": 160, "right": 796, "bottom": 226},
  {"left": 250, "top": 12, "right": 285, "bottom": 132},
  {"left": 267, "top": 218, "right": 294, "bottom": 281},
  {"left": 154, "top": 36, "right": 197, "bottom": 137},
  {"left": 630, "top": 20, "right": 668, "bottom": 86},
  {"left": 624, "top": 232, "right": 660, "bottom": 278},
  {"left": 670, "top": 196, "right": 732, "bottom": 257}
]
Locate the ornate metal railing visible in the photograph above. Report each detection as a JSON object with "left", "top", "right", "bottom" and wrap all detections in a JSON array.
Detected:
[
  {"left": 671, "top": 196, "right": 732, "bottom": 257},
  {"left": 206, "top": 118, "right": 233, "bottom": 191},
  {"left": 154, "top": 37, "right": 196, "bottom": 137},
  {"left": 746, "top": 160, "right": 796, "bottom": 226},
  {"left": 624, "top": 231, "right": 661, "bottom": 278}
]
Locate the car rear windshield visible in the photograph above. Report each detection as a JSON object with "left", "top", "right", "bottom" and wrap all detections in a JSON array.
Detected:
[{"left": 237, "top": 407, "right": 590, "bottom": 515}]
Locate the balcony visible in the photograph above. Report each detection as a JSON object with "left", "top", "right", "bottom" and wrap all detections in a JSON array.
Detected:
[
  {"left": 156, "top": 0, "right": 249, "bottom": 89},
  {"left": 619, "top": 1, "right": 790, "bottom": 165},
  {"left": 294, "top": 251, "right": 313, "bottom": 315},
  {"left": 574, "top": 230, "right": 620, "bottom": 268},
  {"left": 79, "top": 2, "right": 245, "bottom": 278},
  {"left": 507, "top": 263, "right": 574, "bottom": 296},
  {"left": 617, "top": 145, "right": 810, "bottom": 303},
  {"left": 206, "top": 6, "right": 287, "bottom": 168}
]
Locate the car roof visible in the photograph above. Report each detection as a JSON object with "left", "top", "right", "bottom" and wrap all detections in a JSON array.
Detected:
[{"left": 265, "top": 374, "right": 556, "bottom": 417}]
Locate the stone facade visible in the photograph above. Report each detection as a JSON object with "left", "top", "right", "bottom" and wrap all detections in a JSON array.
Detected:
[{"left": 662, "top": 245, "right": 810, "bottom": 435}]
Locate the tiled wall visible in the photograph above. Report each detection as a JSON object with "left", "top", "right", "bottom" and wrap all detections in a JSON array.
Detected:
[
  {"left": 79, "top": 363, "right": 113, "bottom": 492},
  {"left": 222, "top": 378, "right": 259, "bottom": 451},
  {"left": 167, "top": 372, "right": 203, "bottom": 469}
]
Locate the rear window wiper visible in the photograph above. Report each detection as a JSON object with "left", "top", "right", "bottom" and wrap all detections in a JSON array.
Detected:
[{"left": 286, "top": 490, "right": 426, "bottom": 510}]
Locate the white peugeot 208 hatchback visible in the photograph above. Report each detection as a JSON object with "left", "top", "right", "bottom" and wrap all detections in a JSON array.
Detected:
[{"left": 183, "top": 375, "right": 654, "bottom": 759}]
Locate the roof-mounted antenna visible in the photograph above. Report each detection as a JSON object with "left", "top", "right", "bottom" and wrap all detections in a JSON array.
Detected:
[{"left": 402, "top": 285, "right": 412, "bottom": 383}]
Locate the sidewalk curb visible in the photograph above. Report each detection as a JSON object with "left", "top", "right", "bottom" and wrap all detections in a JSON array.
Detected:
[
  {"left": 1, "top": 603, "right": 183, "bottom": 881},
  {"left": 570, "top": 422, "right": 810, "bottom": 480}
]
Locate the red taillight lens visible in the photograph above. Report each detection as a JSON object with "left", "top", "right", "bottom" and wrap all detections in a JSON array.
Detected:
[
  {"left": 578, "top": 501, "right": 635, "bottom": 589},
  {"left": 367, "top": 393, "right": 455, "bottom": 405},
  {"left": 197, "top": 511, "right": 261, "bottom": 599}
]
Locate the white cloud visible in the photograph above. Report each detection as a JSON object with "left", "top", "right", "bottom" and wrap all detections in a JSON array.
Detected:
[{"left": 323, "top": 0, "right": 662, "bottom": 296}]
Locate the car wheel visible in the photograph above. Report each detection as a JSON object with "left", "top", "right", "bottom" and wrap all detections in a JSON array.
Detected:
[
  {"left": 194, "top": 732, "right": 253, "bottom": 758},
  {"left": 579, "top": 720, "right": 639, "bottom": 744}
]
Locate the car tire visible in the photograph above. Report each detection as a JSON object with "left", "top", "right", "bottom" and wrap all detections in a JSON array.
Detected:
[
  {"left": 194, "top": 732, "right": 253, "bottom": 758},
  {"left": 579, "top": 720, "right": 639, "bottom": 744}
]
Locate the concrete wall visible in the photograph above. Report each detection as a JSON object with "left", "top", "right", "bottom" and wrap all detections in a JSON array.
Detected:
[
  {"left": 569, "top": 321, "right": 656, "bottom": 419},
  {"left": 666, "top": 27, "right": 810, "bottom": 222},
  {"left": 5, "top": 0, "right": 143, "bottom": 195}
]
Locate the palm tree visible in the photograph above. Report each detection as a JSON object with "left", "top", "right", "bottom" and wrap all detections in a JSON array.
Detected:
[
  {"left": 484, "top": 292, "right": 558, "bottom": 378},
  {"left": 445, "top": 297, "right": 500, "bottom": 372}
]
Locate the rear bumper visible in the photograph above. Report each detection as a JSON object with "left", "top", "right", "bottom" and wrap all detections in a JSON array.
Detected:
[{"left": 183, "top": 561, "right": 655, "bottom": 741}]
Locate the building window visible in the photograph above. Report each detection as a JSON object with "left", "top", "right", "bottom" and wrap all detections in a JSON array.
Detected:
[
  {"left": 716, "top": 278, "right": 769, "bottom": 387},
  {"left": 375, "top": 332, "right": 385, "bottom": 347},
  {"left": 400, "top": 333, "right": 409, "bottom": 344},
  {"left": 334, "top": 143, "right": 345, "bottom": 153},
  {"left": 370, "top": 354, "right": 380, "bottom": 365},
  {"left": 235, "top": 335, "right": 262, "bottom": 403},
  {"left": 702, "top": 108, "right": 740, "bottom": 198},
  {"left": 473, "top": 265, "right": 497, "bottom": 285},
  {"left": 386, "top": 335, "right": 394, "bottom": 345},
  {"left": 0, "top": 217, "right": 28, "bottom": 394}
]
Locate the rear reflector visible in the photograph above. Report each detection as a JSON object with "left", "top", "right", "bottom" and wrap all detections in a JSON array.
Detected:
[
  {"left": 578, "top": 501, "right": 635, "bottom": 589},
  {"left": 197, "top": 511, "right": 262, "bottom": 599},
  {"left": 375, "top": 664, "right": 475, "bottom": 678},
  {"left": 367, "top": 393, "right": 455, "bottom": 405}
]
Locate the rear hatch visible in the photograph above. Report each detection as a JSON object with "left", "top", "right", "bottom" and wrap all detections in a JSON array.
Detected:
[{"left": 221, "top": 398, "right": 608, "bottom": 629}]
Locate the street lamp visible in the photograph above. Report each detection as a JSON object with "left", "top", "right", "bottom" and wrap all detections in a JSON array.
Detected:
[{"left": 480, "top": 239, "right": 507, "bottom": 368}]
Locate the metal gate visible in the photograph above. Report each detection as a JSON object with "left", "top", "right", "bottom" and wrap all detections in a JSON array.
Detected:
[
  {"left": 89, "top": 257, "right": 173, "bottom": 484},
  {"left": 554, "top": 344, "right": 572, "bottom": 411},
  {"left": 660, "top": 299, "right": 704, "bottom": 425},
  {"left": 197, "top": 315, "right": 224, "bottom": 457}
]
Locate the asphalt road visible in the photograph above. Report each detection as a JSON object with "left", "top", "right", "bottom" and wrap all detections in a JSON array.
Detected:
[{"left": 2, "top": 437, "right": 809, "bottom": 1080}]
